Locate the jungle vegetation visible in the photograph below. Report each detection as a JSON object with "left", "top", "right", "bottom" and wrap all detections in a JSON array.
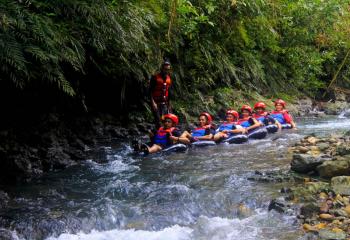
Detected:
[{"left": 1, "top": 0, "right": 350, "bottom": 118}]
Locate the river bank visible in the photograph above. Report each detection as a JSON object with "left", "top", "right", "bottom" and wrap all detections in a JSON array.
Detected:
[{"left": 280, "top": 133, "right": 350, "bottom": 239}]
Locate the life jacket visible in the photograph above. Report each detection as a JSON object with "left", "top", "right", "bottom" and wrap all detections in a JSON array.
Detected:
[
  {"left": 236, "top": 117, "right": 253, "bottom": 128},
  {"left": 153, "top": 127, "right": 175, "bottom": 146},
  {"left": 192, "top": 125, "right": 211, "bottom": 137},
  {"left": 151, "top": 73, "right": 171, "bottom": 103},
  {"left": 253, "top": 112, "right": 268, "bottom": 123},
  {"left": 270, "top": 110, "right": 292, "bottom": 124},
  {"left": 217, "top": 122, "right": 235, "bottom": 132}
]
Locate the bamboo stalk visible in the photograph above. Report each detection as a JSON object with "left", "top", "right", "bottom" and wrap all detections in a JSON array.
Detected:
[
  {"left": 167, "top": 0, "right": 178, "bottom": 43},
  {"left": 323, "top": 48, "right": 350, "bottom": 97}
]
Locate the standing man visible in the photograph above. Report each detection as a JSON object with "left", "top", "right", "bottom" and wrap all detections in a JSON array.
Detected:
[{"left": 149, "top": 60, "right": 173, "bottom": 128}]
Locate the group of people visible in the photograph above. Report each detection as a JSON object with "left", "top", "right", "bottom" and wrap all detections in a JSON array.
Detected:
[
  {"left": 133, "top": 99, "right": 297, "bottom": 154},
  {"left": 136, "top": 60, "right": 297, "bottom": 154}
]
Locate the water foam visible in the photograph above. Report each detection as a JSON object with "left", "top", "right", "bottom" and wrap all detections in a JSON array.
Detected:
[
  {"left": 46, "top": 211, "right": 299, "bottom": 240},
  {"left": 46, "top": 225, "right": 192, "bottom": 240}
]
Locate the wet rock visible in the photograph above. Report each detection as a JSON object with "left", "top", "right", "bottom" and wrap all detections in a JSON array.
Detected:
[
  {"left": 298, "top": 146, "right": 309, "bottom": 153},
  {"left": 237, "top": 203, "right": 253, "bottom": 218},
  {"left": 329, "top": 209, "right": 349, "bottom": 217},
  {"left": 300, "top": 202, "right": 319, "bottom": 218},
  {"left": 317, "top": 143, "right": 330, "bottom": 151},
  {"left": 318, "top": 228, "right": 346, "bottom": 240},
  {"left": 268, "top": 199, "right": 291, "bottom": 214},
  {"left": 336, "top": 143, "right": 350, "bottom": 156},
  {"left": 331, "top": 176, "right": 350, "bottom": 195},
  {"left": 324, "top": 101, "right": 350, "bottom": 115},
  {"left": 291, "top": 154, "right": 328, "bottom": 173},
  {"left": 319, "top": 213, "right": 334, "bottom": 220},
  {"left": 317, "top": 159, "right": 350, "bottom": 178}
]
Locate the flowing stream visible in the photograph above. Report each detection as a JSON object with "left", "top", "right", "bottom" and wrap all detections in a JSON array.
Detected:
[{"left": 1, "top": 116, "right": 350, "bottom": 240}]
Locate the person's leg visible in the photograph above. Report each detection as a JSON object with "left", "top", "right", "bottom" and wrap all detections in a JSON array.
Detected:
[
  {"left": 148, "top": 144, "right": 162, "bottom": 154},
  {"left": 151, "top": 103, "right": 162, "bottom": 129},
  {"left": 213, "top": 132, "right": 225, "bottom": 142}
]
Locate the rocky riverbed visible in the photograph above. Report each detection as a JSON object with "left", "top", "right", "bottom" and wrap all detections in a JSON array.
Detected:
[{"left": 285, "top": 133, "right": 350, "bottom": 239}]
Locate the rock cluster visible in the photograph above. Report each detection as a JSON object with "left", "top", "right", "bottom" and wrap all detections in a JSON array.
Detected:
[
  {"left": 285, "top": 179, "right": 350, "bottom": 239},
  {"left": 286, "top": 133, "right": 350, "bottom": 239},
  {"left": 290, "top": 135, "right": 350, "bottom": 178}
]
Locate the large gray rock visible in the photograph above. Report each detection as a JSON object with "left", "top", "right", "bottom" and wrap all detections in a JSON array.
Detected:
[
  {"left": 317, "top": 159, "right": 350, "bottom": 178},
  {"left": 331, "top": 176, "right": 350, "bottom": 195},
  {"left": 291, "top": 154, "right": 328, "bottom": 173},
  {"left": 324, "top": 101, "right": 350, "bottom": 115}
]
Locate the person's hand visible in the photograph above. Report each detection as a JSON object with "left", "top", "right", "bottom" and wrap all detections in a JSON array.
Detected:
[
  {"left": 242, "top": 128, "right": 248, "bottom": 134},
  {"left": 222, "top": 130, "right": 229, "bottom": 134},
  {"left": 152, "top": 102, "right": 158, "bottom": 111}
]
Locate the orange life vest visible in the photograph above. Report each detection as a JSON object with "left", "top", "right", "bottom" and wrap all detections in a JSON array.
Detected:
[{"left": 151, "top": 73, "right": 171, "bottom": 103}]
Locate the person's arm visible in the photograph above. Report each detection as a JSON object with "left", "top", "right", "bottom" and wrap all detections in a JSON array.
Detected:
[
  {"left": 245, "top": 118, "right": 260, "bottom": 131},
  {"left": 169, "top": 129, "right": 181, "bottom": 143},
  {"left": 284, "top": 112, "right": 297, "bottom": 129},
  {"left": 196, "top": 128, "right": 214, "bottom": 141}
]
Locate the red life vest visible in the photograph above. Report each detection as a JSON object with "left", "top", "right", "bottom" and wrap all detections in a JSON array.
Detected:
[
  {"left": 151, "top": 73, "right": 171, "bottom": 103},
  {"left": 154, "top": 127, "right": 175, "bottom": 146},
  {"left": 270, "top": 110, "right": 292, "bottom": 124}
]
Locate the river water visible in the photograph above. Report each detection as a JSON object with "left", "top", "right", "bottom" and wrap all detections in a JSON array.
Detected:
[{"left": 1, "top": 116, "right": 350, "bottom": 240}]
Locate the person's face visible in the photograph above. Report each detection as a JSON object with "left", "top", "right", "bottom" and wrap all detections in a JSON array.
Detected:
[
  {"left": 275, "top": 104, "right": 283, "bottom": 111},
  {"left": 163, "top": 118, "right": 173, "bottom": 128},
  {"left": 162, "top": 64, "right": 171, "bottom": 74},
  {"left": 226, "top": 114, "right": 234, "bottom": 122},
  {"left": 242, "top": 110, "right": 250, "bottom": 117},
  {"left": 255, "top": 107, "right": 264, "bottom": 114},
  {"left": 198, "top": 116, "right": 207, "bottom": 126}
]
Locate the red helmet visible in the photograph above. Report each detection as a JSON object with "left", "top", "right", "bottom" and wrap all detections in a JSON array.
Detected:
[
  {"left": 254, "top": 102, "right": 266, "bottom": 109},
  {"left": 226, "top": 110, "right": 239, "bottom": 119},
  {"left": 200, "top": 112, "right": 212, "bottom": 124},
  {"left": 274, "top": 99, "right": 286, "bottom": 108},
  {"left": 241, "top": 105, "right": 252, "bottom": 113},
  {"left": 163, "top": 114, "right": 179, "bottom": 125}
]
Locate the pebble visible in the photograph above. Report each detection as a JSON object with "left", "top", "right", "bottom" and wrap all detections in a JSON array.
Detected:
[{"left": 319, "top": 213, "right": 334, "bottom": 220}]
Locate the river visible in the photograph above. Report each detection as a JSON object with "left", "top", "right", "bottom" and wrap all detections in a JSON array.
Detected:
[{"left": 1, "top": 116, "right": 350, "bottom": 240}]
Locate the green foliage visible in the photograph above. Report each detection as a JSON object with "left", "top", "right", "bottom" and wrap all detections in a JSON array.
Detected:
[{"left": 1, "top": 0, "right": 350, "bottom": 112}]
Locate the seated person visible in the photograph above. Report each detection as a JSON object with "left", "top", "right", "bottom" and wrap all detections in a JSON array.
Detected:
[
  {"left": 178, "top": 112, "right": 215, "bottom": 144},
  {"left": 252, "top": 102, "right": 281, "bottom": 128},
  {"left": 213, "top": 110, "right": 246, "bottom": 142},
  {"left": 236, "top": 105, "right": 261, "bottom": 132},
  {"left": 133, "top": 114, "right": 181, "bottom": 154},
  {"left": 270, "top": 99, "right": 297, "bottom": 129}
]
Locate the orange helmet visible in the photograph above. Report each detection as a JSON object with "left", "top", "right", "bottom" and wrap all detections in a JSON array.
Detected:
[
  {"left": 254, "top": 102, "right": 266, "bottom": 109},
  {"left": 200, "top": 112, "right": 212, "bottom": 124},
  {"left": 226, "top": 110, "right": 239, "bottom": 119},
  {"left": 274, "top": 99, "right": 286, "bottom": 108},
  {"left": 163, "top": 114, "right": 179, "bottom": 125},
  {"left": 241, "top": 105, "right": 252, "bottom": 113}
]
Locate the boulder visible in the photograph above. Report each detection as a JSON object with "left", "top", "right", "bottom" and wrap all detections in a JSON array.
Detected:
[
  {"left": 324, "top": 101, "right": 350, "bottom": 115},
  {"left": 317, "top": 159, "right": 350, "bottom": 178},
  {"left": 291, "top": 154, "right": 328, "bottom": 173},
  {"left": 331, "top": 176, "right": 350, "bottom": 195}
]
